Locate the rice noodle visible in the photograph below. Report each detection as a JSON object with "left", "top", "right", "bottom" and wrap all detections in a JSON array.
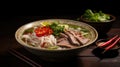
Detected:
[{"left": 22, "top": 33, "right": 57, "bottom": 48}]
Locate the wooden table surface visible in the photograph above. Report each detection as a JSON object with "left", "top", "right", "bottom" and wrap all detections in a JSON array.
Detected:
[{"left": 0, "top": 16, "right": 120, "bottom": 67}]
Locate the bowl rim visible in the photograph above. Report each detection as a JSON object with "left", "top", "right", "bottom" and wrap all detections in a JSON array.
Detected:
[
  {"left": 80, "top": 14, "right": 116, "bottom": 23},
  {"left": 15, "top": 19, "right": 98, "bottom": 52}
]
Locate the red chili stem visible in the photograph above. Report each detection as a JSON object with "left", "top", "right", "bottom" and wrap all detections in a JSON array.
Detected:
[
  {"left": 102, "top": 37, "right": 120, "bottom": 54},
  {"left": 99, "top": 35, "right": 119, "bottom": 48}
]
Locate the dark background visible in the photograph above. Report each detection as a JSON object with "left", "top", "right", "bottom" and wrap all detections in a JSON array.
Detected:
[
  {"left": 0, "top": 1, "right": 120, "bottom": 67},
  {"left": 0, "top": 0, "right": 120, "bottom": 36}
]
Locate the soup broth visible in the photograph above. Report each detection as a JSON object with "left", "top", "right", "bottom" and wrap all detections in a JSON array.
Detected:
[{"left": 21, "top": 21, "right": 91, "bottom": 50}]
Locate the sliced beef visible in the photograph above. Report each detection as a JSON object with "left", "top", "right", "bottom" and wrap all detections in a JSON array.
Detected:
[
  {"left": 68, "top": 30, "right": 90, "bottom": 45},
  {"left": 57, "top": 29, "right": 90, "bottom": 48},
  {"left": 57, "top": 38, "right": 66, "bottom": 43},
  {"left": 75, "top": 36, "right": 90, "bottom": 44},
  {"left": 64, "top": 30, "right": 80, "bottom": 46},
  {"left": 57, "top": 38, "right": 76, "bottom": 48},
  {"left": 59, "top": 33, "right": 68, "bottom": 38}
]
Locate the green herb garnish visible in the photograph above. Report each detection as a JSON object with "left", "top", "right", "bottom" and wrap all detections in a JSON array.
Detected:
[
  {"left": 82, "top": 9, "right": 110, "bottom": 22},
  {"left": 49, "top": 22, "right": 65, "bottom": 36}
]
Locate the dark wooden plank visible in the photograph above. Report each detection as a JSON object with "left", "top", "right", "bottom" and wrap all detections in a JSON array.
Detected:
[
  {"left": 78, "top": 49, "right": 95, "bottom": 56},
  {"left": 77, "top": 61, "right": 120, "bottom": 67},
  {"left": 107, "top": 28, "right": 120, "bottom": 36},
  {"left": 100, "top": 56, "right": 120, "bottom": 62},
  {"left": 7, "top": 28, "right": 120, "bottom": 67}
]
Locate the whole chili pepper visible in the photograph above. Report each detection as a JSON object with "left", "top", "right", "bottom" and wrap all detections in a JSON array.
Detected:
[
  {"left": 102, "top": 37, "right": 120, "bottom": 53},
  {"left": 98, "top": 35, "right": 118, "bottom": 48}
]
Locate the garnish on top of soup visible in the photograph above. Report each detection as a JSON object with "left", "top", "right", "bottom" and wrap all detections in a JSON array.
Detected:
[
  {"left": 82, "top": 9, "right": 110, "bottom": 22},
  {"left": 21, "top": 21, "right": 91, "bottom": 50}
]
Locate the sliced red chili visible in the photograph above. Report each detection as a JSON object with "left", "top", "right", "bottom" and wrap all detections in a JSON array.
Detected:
[{"left": 34, "top": 26, "right": 53, "bottom": 37}]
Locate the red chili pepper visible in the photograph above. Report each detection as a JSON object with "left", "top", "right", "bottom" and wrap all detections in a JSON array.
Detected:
[
  {"left": 98, "top": 35, "right": 119, "bottom": 48},
  {"left": 102, "top": 37, "right": 120, "bottom": 53},
  {"left": 34, "top": 26, "right": 53, "bottom": 37}
]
